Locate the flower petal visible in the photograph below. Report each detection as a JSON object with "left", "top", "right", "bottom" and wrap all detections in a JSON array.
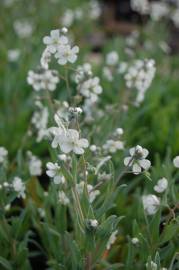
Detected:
[
  {"left": 132, "top": 163, "right": 141, "bottom": 174},
  {"left": 73, "top": 146, "right": 84, "bottom": 155},
  {"left": 78, "top": 138, "right": 89, "bottom": 148},
  {"left": 124, "top": 157, "right": 132, "bottom": 166},
  {"left": 139, "top": 159, "right": 151, "bottom": 170}
]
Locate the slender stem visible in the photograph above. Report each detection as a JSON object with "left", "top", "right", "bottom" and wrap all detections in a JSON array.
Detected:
[
  {"left": 71, "top": 186, "right": 85, "bottom": 228},
  {"left": 85, "top": 253, "right": 92, "bottom": 270}
]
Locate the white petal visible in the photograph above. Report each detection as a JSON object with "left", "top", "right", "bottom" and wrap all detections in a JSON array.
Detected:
[
  {"left": 139, "top": 159, "right": 151, "bottom": 170},
  {"left": 60, "top": 36, "right": 68, "bottom": 45},
  {"left": 51, "top": 29, "right": 59, "bottom": 38},
  {"left": 60, "top": 142, "right": 72, "bottom": 153},
  {"left": 78, "top": 138, "right": 89, "bottom": 148},
  {"left": 132, "top": 163, "right": 141, "bottom": 174},
  {"left": 48, "top": 45, "right": 56, "bottom": 54},
  {"left": 142, "top": 148, "right": 149, "bottom": 158},
  {"left": 58, "top": 57, "right": 67, "bottom": 65},
  {"left": 43, "top": 36, "right": 51, "bottom": 45},
  {"left": 46, "top": 170, "right": 55, "bottom": 178},
  {"left": 53, "top": 175, "right": 62, "bottom": 184},
  {"left": 73, "top": 147, "right": 84, "bottom": 155},
  {"left": 68, "top": 129, "right": 79, "bottom": 140},
  {"left": 51, "top": 136, "right": 59, "bottom": 148},
  {"left": 129, "top": 147, "right": 135, "bottom": 156},
  {"left": 68, "top": 54, "right": 77, "bottom": 63},
  {"left": 124, "top": 157, "right": 132, "bottom": 166},
  {"left": 46, "top": 162, "right": 54, "bottom": 169},
  {"left": 173, "top": 156, "right": 179, "bottom": 168},
  {"left": 72, "top": 46, "right": 79, "bottom": 53}
]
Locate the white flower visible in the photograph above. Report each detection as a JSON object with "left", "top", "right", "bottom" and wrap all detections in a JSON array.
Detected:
[
  {"left": 27, "top": 69, "right": 59, "bottom": 91},
  {"left": 115, "top": 128, "right": 124, "bottom": 135},
  {"left": 75, "top": 63, "right": 92, "bottom": 84},
  {"left": 142, "top": 194, "right": 160, "bottom": 215},
  {"left": 90, "top": 145, "right": 97, "bottom": 152},
  {"left": 38, "top": 208, "right": 46, "bottom": 218},
  {"left": 173, "top": 156, "right": 179, "bottom": 168},
  {"left": 40, "top": 48, "right": 51, "bottom": 69},
  {"left": 125, "top": 59, "right": 156, "bottom": 105},
  {"left": 69, "top": 107, "right": 83, "bottom": 114},
  {"left": 172, "top": 9, "right": 179, "bottom": 28},
  {"left": 27, "top": 70, "right": 42, "bottom": 91},
  {"left": 14, "top": 20, "right": 33, "bottom": 38},
  {"left": 76, "top": 181, "right": 100, "bottom": 203},
  {"left": 150, "top": 2, "right": 169, "bottom": 21},
  {"left": 103, "top": 67, "right": 113, "bottom": 81},
  {"left": 46, "top": 162, "right": 65, "bottom": 184},
  {"left": 58, "top": 129, "right": 89, "bottom": 155},
  {"left": 79, "top": 77, "right": 102, "bottom": 102},
  {"left": 154, "top": 178, "right": 168, "bottom": 193},
  {"left": 131, "top": 0, "right": 149, "bottom": 15},
  {"left": 89, "top": 0, "right": 101, "bottom": 19},
  {"left": 3, "top": 182, "right": 10, "bottom": 188},
  {"left": 146, "top": 261, "right": 157, "bottom": 270},
  {"left": 58, "top": 191, "right": 70, "bottom": 205},
  {"left": 3, "top": 0, "right": 15, "bottom": 7},
  {"left": 7, "top": 49, "right": 20, "bottom": 62},
  {"left": 106, "top": 230, "right": 118, "bottom": 250},
  {"left": 55, "top": 45, "right": 79, "bottom": 65},
  {"left": 31, "top": 103, "right": 49, "bottom": 142},
  {"left": 89, "top": 219, "right": 98, "bottom": 228},
  {"left": 58, "top": 154, "right": 68, "bottom": 161},
  {"left": 61, "top": 9, "right": 74, "bottom": 27},
  {"left": 28, "top": 152, "right": 42, "bottom": 176},
  {"left": 0, "top": 147, "right": 8, "bottom": 164},
  {"left": 131, "top": 237, "right": 139, "bottom": 245},
  {"left": 4, "top": 204, "right": 11, "bottom": 211},
  {"left": 103, "top": 139, "right": 124, "bottom": 153},
  {"left": 106, "top": 51, "right": 119, "bottom": 66},
  {"left": 49, "top": 113, "right": 66, "bottom": 148},
  {"left": 117, "top": 62, "right": 128, "bottom": 74},
  {"left": 12, "top": 177, "right": 26, "bottom": 199},
  {"left": 43, "top": 29, "right": 68, "bottom": 54},
  {"left": 124, "top": 145, "right": 151, "bottom": 174},
  {"left": 41, "top": 70, "right": 59, "bottom": 91},
  {"left": 75, "top": 8, "right": 83, "bottom": 20}
]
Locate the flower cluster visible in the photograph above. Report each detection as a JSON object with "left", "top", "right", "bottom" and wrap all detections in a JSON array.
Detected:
[
  {"left": 131, "top": 0, "right": 149, "bottom": 15},
  {"left": 61, "top": 0, "right": 101, "bottom": 27},
  {"left": 103, "top": 128, "right": 124, "bottom": 154},
  {"left": 43, "top": 29, "right": 79, "bottom": 66},
  {"left": 31, "top": 101, "right": 49, "bottom": 142},
  {"left": 131, "top": 0, "right": 179, "bottom": 29},
  {"left": 76, "top": 65, "right": 103, "bottom": 103},
  {"left": 27, "top": 69, "right": 59, "bottom": 91},
  {"left": 124, "top": 59, "right": 156, "bottom": 105}
]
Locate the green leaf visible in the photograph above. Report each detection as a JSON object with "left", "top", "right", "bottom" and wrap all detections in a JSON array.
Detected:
[
  {"left": 149, "top": 209, "right": 161, "bottom": 243},
  {"left": 160, "top": 222, "right": 179, "bottom": 245},
  {"left": 0, "top": 257, "right": 12, "bottom": 270}
]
